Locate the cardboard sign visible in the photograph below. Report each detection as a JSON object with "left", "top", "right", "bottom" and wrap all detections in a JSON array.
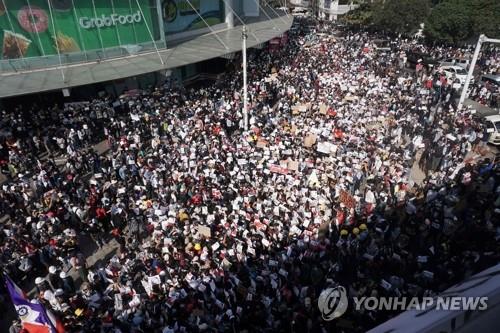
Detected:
[
  {"left": 304, "top": 134, "right": 317, "bottom": 148},
  {"left": 319, "top": 104, "right": 328, "bottom": 115},
  {"left": 342, "top": 95, "right": 358, "bottom": 102},
  {"left": 256, "top": 138, "right": 268, "bottom": 148},
  {"left": 292, "top": 104, "right": 308, "bottom": 115},
  {"left": 366, "top": 120, "right": 382, "bottom": 130},
  {"left": 222, "top": 258, "right": 232, "bottom": 268},
  {"left": 288, "top": 160, "right": 299, "bottom": 172},
  {"left": 198, "top": 225, "right": 211, "bottom": 238}
]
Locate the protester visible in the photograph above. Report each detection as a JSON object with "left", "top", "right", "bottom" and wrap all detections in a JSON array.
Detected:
[{"left": 1, "top": 18, "right": 499, "bottom": 333}]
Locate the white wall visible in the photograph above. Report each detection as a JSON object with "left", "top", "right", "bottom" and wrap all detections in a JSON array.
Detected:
[{"left": 290, "top": 0, "right": 310, "bottom": 7}]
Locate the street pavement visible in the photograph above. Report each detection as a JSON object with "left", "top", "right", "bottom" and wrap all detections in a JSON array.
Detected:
[{"left": 463, "top": 98, "right": 500, "bottom": 117}]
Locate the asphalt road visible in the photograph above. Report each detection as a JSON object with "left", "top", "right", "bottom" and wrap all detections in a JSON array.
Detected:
[{"left": 463, "top": 98, "right": 500, "bottom": 118}]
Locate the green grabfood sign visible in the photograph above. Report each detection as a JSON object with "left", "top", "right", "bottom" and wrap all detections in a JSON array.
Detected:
[{"left": 0, "top": 0, "right": 160, "bottom": 60}]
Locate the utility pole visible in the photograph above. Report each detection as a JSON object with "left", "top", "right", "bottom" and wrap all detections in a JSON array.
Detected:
[
  {"left": 242, "top": 26, "right": 249, "bottom": 131},
  {"left": 459, "top": 34, "right": 500, "bottom": 110}
]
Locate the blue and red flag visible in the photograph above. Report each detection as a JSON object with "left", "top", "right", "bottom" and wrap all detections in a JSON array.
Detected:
[{"left": 4, "top": 275, "right": 65, "bottom": 333}]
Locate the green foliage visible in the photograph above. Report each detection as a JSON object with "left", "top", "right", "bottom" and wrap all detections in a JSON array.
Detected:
[
  {"left": 425, "top": 0, "right": 500, "bottom": 44},
  {"left": 341, "top": 2, "right": 376, "bottom": 25},
  {"left": 341, "top": 0, "right": 499, "bottom": 44},
  {"left": 371, "top": 0, "right": 431, "bottom": 34},
  {"left": 468, "top": 0, "right": 500, "bottom": 39}
]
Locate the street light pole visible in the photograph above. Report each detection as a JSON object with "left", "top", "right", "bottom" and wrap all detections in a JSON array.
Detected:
[
  {"left": 242, "top": 26, "right": 249, "bottom": 131},
  {"left": 459, "top": 34, "right": 500, "bottom": 110}
]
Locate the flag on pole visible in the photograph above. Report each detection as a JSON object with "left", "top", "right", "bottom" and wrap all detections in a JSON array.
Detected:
[{"left": 4, "top": 275, "right": 65, "bottom": 333}]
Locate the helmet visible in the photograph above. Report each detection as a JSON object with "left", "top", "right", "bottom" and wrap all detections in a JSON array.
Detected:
[
  {"left": 353, "top": 228, "right": 360, "bottom": 235},
  {"left": 59, "top": 272, "right": 67, "bottom": 279},
  {"left": 194, "top": 243, "right": 201, "bottom": 251},
  {"left": 49, "top": 266, "right": 57, "bottom": 274},
  {"left": 340, "top": 229, "right": 348, "bottom": 236},
  {"left": 359, "top": 224, "right": 367, "bottom": 231},
  {"left": 35, "top": 277, "right": 45, "bottom": 285}
]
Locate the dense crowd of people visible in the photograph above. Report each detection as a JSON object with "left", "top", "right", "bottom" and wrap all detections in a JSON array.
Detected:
[{"left": 1, "top": 18, "right": 500, "bottom": 333}]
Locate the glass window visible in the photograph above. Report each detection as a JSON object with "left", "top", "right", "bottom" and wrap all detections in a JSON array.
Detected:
[{"left": 163, "top": 0, "right": 224, "bottom": 36}]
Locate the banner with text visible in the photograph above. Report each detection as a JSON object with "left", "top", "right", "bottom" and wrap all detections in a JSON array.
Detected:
[{"left": 0, "top": 0, "right": 160, "bottom": 59}]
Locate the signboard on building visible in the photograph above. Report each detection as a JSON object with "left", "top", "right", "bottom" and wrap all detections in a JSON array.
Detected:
[
  {"left": 162, "top": 0, "right": 224, "bottom": 35},
  {"left": 0, "top": 0, "right": 160, "bottom": 60}
]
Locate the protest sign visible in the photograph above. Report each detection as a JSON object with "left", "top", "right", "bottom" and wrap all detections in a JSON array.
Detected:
[
  {"left": 256, "top": 138, "right": 268, "bottom": 148},
  {"left": 304, "top": 134, "right": 317, "bottom": 148},
  {"left": 288, "top": 160, "right": 299, "bottom": 172},
  {"left": 198, "top": 225, "right": 211, "bottom": 238},
  {"left": 319, "top": 104, "right": 328, "bottom": 115},
  {"left": 317, "top": 142, "right": 332, "bottom": 154},
  {"left": 292, "top": 104, "right": 308, "bottom": 115},
  {"left": 269, "top": 164, "right": 289, "bottom": 175}
]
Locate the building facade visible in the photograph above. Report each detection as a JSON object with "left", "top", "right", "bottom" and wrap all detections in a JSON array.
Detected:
[
  {"left": 318, "top": 0, "right": 358, "bottom": 21},
  {"left": 0, "top": 0, "right": 292, "bottom": 98},
  {"left": 289, "top": 0, "right": 357, "bottom": 20}
]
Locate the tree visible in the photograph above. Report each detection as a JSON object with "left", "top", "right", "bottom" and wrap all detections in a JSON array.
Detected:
[
  {"left": 371, "top": 0, "right": 431, "bottom": 35},
  {"left": 424, "top": 0, "right": 471, "bottom": 44},
  {"left": 425, "top": 0, "right": 500, "bottom": 44},
  {"left": 469, "top": 0, "right": 500, "bottom": 39},
  {"left": 341, "top": 2, "right": 376, "bottom": 26}
]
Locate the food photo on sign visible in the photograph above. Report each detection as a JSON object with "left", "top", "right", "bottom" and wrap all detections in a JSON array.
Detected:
[{"left": 0, "top": 0, "right": 160, "bottom": 59}]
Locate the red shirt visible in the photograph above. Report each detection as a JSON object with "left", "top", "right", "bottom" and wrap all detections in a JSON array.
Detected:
[
  {"left": 334, "top": 129, "right": 344, "bottom": 139},
  {"left": 96, "top": 207, "right": 107, "bottom": 219}
]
